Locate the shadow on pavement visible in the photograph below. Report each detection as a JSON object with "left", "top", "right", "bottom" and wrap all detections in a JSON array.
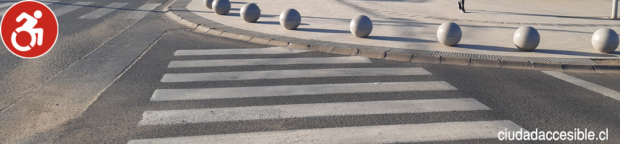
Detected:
[
  {"left": 470, "top": 9, "right": 611, "bottom": 21},
  {"left": 535, "top": 49, "right": 618, "bottom": 57},
  {"left": 224, "top": 13, "right": 241, "bottom": 17},
  {"left": 460, "top": 24, "right": 595, "bottom": 35},
  {"left": 261, "top": 14, "right": 279, "bottom": 18},
  {"left": 368, "top": 36, "right": 434, "bottom": 43},
  {"left": 456, "top": 44, "right": 618, "bottom": 57},
  {"left": 255, "top": 21, "right": 280, "bottom": 25},
  {"left": 296, "top": 28, "right": 350, "bottom": 33},
  {"left": 350, "top": 0, "right": 429, "bottom": 3},
  {"left": 255, "top": 21, "right": 309, "bottom": 25}
]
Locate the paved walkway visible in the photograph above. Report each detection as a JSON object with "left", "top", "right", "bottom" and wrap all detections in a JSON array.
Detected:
[{"left": 185, "top": 0, "right": 620, "bottom": 59}]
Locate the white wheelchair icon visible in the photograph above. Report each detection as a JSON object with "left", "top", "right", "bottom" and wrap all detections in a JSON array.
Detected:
[{"left": 11, "top": 10, "right": 43, "bottom": 52}]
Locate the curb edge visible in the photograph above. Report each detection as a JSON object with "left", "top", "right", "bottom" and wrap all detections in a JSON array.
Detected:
[{"left": 159, "top": 9, "right": 617, "bottom": 74}]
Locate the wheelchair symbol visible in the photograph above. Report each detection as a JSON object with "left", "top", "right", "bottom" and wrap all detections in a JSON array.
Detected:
[{"left": 11, "top": 10, "right": 44, "bottom": 52}]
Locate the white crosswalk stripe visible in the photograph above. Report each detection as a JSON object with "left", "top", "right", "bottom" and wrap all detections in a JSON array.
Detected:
[
  {"left": 0, "top": 0, "right": 59, "bottom": 15},
  {"left": 168, "top": 56, "right": 372, "bottom": 68},
  {"left": 123, "top": 3, "right": 161, "bottom": 19},
  {"left": 53, "top": 2, "right": 94, "bottom": 17},
  {"left": 129, "top": 120, "right": 522, "bottom": 144},
  {"left": 78, "top": 2, "right": 128, "bottom": 19},
  {"left": 139, "top": 98, "right": 491, "bottom": 125},
  {"left": 130, "top": 47, "right": 522, "bottom": 143},
  {"left": 161, "top": 68, "right": 432, "bottom": 82},
  {"left": 151, "top": 81, "right": 458, "bottom": 101},
  {"left": 543, "top": 71, "right": 620, "bottom": 101},
  {"left": 2, "top": 1, "right": 161, "bottom": 20},
  {"left": 174, "top": 47, "right": 309, "bottom": 56}
]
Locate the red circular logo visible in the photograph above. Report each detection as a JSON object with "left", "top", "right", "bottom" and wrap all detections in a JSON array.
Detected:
[{"left": 1, "top": 0, "right": 58, "bottom": 59}]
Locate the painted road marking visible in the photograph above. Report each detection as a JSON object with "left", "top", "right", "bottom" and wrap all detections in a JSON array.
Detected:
[
  {"left": 53, "top": 2, "right": 94, "bottom": 17},
  {"left": 123, "top": 3, "right": 161, "bottom": 19},
  {"left": 0, "top": 0, "right": 59, "bottom": 16},
  {"left": 161, "top": 68, "right": 432, "bottom": 82},
  {"left": 128, "top": 120, "right": 521, "bottom": 144},
  {"left": 78, "top": 2, "right": 128, "bottom": 19},
  {"left": 139, "top": 98, "right": 490, "bottom": 125},
  {"left": 151, "top": 81, "right": 458, "bottom": 101},
  {"left": 174, "top": 47, "right": 309, "bottom": 56},
  {"left": 543, "top": 71, "right": 620, "bottom": 101},
  {"left": 167, "top": 56, "right": 372, "bottom": 68}
]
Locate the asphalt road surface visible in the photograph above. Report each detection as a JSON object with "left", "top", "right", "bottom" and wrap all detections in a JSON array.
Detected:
[
  {"left": 54, "top": 29, "right": 620, "bottom": 143},
  {"left": 0, "top": 0, "right": 619, "bottom": 143}
]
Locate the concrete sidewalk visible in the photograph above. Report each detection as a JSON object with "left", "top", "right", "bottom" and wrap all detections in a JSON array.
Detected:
[{"left": 167, "top": 0, "right": 620, "bottom": 68}]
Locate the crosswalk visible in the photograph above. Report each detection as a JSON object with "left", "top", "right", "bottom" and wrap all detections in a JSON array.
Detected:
[
  {"left": 0, "top": 0, "right": 59, "bottom": 15},
  {"left": 0, "top": 1, "right": 160, "bottom": 20},
  {"left": 78, "top": 2, "right": 128, "bottom": 19},
  {"left": 128, "top": 47, "right": 524, "bottom": 143}
]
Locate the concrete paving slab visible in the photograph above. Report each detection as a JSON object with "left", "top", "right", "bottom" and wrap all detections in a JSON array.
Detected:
[
  {"left": 181, "top": 0, "right": 620, "bottom": 59},
  {"left": 168, "top": 0, "right": 620, "bottom": 71}
]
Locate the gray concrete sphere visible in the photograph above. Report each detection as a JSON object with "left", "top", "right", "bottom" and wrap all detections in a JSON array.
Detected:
[
  {"left": 240, "top": 3, "right": 261, "bottom": 23},
  {"left": 436, "top": 22, "right": 462, "bottom": 46},
  {"left": 279, "top": 9, "right": 301, "bottom": 30},
  {"left": 350, "top": 15, "right": 373, "bottom": 38},
  {"left": 591, "top": 28, "right": 619, "bottom": 53},
  {"left": 204, "top": 0, "right": 214, "bottom": 9},
  {"left": 513, "top": 26, "right": 540, "bottom": 51},
  {"left": 212, "top": 0, "right": 230, "bottom": 15}
]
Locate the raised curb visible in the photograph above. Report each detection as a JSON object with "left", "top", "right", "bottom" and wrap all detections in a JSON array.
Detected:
[
  {"left": 178, "top": 19, "right": 198, "bottom": 28},
  {"left": 161, "top": 1, "right": 620, "bottom": 74},
  {"left": 533, "top": 62, "right": 564, "bottom": 71},
  {"left": 411, "top": 55, "right": 441, "bottom": 64},
  {"left": 331, "top": 47, "right": 359, "bottom": 55},
  {"left": 249, "top": 37, "right": 271, "bottom": 45},
  {"left": 471, "top": 58, "right": 501, "bottom": 68},
  {"left": 206, "top": 29, "right": 224, "bottom": 36},
  {"left": 194, "top": 25, "right": 210, "bottom": 33},
  {"left": 220, "top": 32, "right": 237, "bottom": 39},
  {"left": 309, "top": 45, "right": 335, "bottom": 53},
  {"left": 358, "top": 50, "right": 386, "bottom": 59},
  {"left": 288, "top": 43, "right": 309, "bottom": 50},
  {"left": 267, "top": 40, "right": 289, "bottom": 47},
  {"left": 594, "top": 65, "right": 620, "bottom": 73},
  {"left": 384, "top": 52, "right": 413, "bottom": 62},
  {"left": 501, "top": 60, "right": 533, "bottom": 70},
  {"left": 441, "top": 57, "right": 470, "bottom": 66},
  {"left": 562, "top": 64, "right": 595, "bottom": 73},
  {"left": 233, "top": 34, "right": 253, "bottom": 41}
]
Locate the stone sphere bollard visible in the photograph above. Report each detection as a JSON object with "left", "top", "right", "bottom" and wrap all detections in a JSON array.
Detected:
[
  {"left": 436, "top": 22, "right": 462, "bottom": 46},
  {"left": 350, "top": 15, "right": 373, "bottom": 38},
  {"left": 279, "top": 9, "right": 301, "bottom": 30},
  {"left": 240, "top": 3, "right": 261, "bottom": 23},
  {"left": 212, "top": 0, "right": 231, "bottom": 15},
  {"left": 513, "top": 26, "right": 540, "bottom": 51},
  {"left": 204, "top": 0, "right": 214, "bottom": 9},
  {"left": 591, "top": 28, "right": 619, "bottom": 53}
]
